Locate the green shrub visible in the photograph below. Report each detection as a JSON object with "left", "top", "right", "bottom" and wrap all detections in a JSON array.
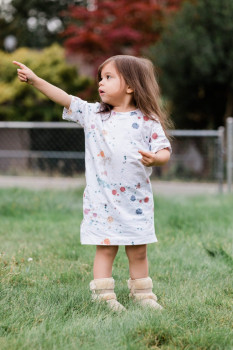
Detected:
[{"left": 0, "top": 44, "right": 92, "bottom": 121}]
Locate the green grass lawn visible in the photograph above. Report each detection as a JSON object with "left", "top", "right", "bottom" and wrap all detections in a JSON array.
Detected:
[{"left": 0, "top": 188, "right": 232, "bottom": 350}]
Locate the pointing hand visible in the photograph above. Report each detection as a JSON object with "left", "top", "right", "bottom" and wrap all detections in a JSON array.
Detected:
[{"left": 12, "top": 61, "right": 38, "bottom": 84}]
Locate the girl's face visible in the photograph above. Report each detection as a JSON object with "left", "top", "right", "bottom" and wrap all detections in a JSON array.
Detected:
[{"left": 99, "top": 61, "right": 133, "bottom": 108}]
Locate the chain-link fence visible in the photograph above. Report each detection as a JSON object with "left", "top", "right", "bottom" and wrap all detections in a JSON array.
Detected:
[
  {"left": 0, "top": 122, "right": 85, "bottom": 177},
  {"left": 0, "top": 121, "right": 225, "bottom": 189},
  {"left": 167, "top": 128, "right": 224, "bottom": 194}
]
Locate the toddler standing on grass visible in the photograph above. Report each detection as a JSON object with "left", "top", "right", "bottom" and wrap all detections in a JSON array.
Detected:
[{"left": 13, "top": 55, "right": 172, "bottom": 312}]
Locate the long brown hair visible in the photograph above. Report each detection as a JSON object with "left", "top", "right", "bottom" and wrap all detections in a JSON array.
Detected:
[{"left": 97, "top": 55, "right": 174, "bottom": 137}]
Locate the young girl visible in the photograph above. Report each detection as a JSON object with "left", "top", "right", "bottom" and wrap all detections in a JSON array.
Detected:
[{"left": 13, "top": 55, "right": 172, "bottom": 312}]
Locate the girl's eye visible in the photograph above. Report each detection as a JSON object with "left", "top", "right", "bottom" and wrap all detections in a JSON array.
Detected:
[{"left": 106, "top": 75, "right": 111, "bottom": 79}]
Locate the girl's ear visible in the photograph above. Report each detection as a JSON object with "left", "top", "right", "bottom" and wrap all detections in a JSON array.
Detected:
[{"left": 126, "top": 86, "right": 134, "bottom": 94}]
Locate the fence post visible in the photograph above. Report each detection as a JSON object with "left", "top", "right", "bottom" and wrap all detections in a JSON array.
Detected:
[
  {"left": 217, "top": 126, "right": 225, "bottom": 194},
  {"left": 227, "top": 117, "right": 233, "bottom": 193}
]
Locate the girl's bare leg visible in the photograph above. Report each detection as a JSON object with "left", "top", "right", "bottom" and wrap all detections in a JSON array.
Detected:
[
  {"left": 125, "top": 244, "right": 148, "bottom": 279},
  {"left": 93, "top": 245, "right": 119, "bottom": 279}
]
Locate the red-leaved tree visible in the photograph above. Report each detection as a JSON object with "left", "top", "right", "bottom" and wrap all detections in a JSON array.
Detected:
[{"left": 62, "top": 0, "right": 184, "bottom": 71}]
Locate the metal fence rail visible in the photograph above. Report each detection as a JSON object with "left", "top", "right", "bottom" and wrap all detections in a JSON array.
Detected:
[
  {"left": 170, "top": 130, "right": 220, "bottom": 137},
  {"left": 0, "top": 122, "right": 81, "bottom": 129},
  {"left": 0, "top": 121, "right": 227, "bottom": 193},
  {"left": 0, "top": 150, "right": 85, "bottom": 159}
]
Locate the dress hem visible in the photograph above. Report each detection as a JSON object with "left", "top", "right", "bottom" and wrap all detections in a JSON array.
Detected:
[{"left": 80, "top": 239, "right": 158, "bottom": 246}]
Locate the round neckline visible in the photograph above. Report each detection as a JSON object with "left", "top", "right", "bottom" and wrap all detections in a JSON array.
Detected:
[{"left": 112, "top": 109, "right": 140, "bottom": 116}]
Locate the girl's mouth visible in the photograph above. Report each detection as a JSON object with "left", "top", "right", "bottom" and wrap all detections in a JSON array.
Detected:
[{"left": 99, "top": 89, "right": 105, "bottom": 95}]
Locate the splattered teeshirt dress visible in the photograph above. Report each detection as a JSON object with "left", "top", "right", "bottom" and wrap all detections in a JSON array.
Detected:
[{"left": 62, "top": 96, "right": 171, "bottom": 246}]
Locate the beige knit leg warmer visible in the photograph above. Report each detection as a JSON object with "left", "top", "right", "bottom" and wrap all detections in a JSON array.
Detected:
[
  {"left": 90, "top": 277, "right": 126, "bottom": 312},
  {"left": 127, "top": 277, "right": 163, "bottom": 310}
]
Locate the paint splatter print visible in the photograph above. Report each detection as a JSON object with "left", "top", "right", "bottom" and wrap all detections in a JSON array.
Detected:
[
  {"left": 132, "top": 123, "right": 139, "bottom": 129},
  {"left": 62, "top": 96, "right": 171, "bottom": 246},
  {"left": 101, "top": 238, "right": 111, "bottom": 245}
]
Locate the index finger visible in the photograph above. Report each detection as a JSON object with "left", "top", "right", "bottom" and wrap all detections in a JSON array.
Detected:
[
  {"left": 138, "top": 150, "right": 150, "bottom": 156},
  {"left": 12, "top": 61, "right": 25, "bottom": 69}
]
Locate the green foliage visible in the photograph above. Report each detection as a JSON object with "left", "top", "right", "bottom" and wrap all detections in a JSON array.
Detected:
[
  {"left": 0, "top": 44, "right": 92, "bottom": 121},
  {"left": 0, "top": 0, "right": 85, "bottom": 49},
  {"left": 149, "top": 0, "right": 233, "bottom": 129}
]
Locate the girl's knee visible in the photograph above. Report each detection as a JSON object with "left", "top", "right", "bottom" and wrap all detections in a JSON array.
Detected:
[
  {"left": 125, "top": 244, "right": 147, "bottom": 261},
  {"left": 96, "top": 245, "right": 119, "bottom": 258}
]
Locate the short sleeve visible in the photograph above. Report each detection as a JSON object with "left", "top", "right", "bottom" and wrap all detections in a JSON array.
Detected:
[
  {"left": 149, "top": 120, "right": 172, "bottom": 153},
  {"left": 62, "top": 95, "right": 99, "bottom": 128}
]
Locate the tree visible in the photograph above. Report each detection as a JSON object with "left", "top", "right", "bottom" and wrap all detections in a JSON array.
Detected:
[
  {"left": 0, "top": 44, "right": 91, "bottom": 121},
  {"left": 0, "top": 0, "right": 85, "bottom": 50},
  {"left": 149, "top": 0, "right": 233, "bottom": 129},
  {"left": 62, "top": 0, "right": 184, "bottom": 70}
]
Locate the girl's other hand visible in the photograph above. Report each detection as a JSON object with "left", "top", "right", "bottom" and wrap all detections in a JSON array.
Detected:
[
  {"left": 138, "top": 148, "right": 170, "bottom": 167},
  {"left": 138, "top": 150, "right": 157, "bottom": 167},
  {"left": 12, "top": 61, "right": 38, "bottom": 85}
]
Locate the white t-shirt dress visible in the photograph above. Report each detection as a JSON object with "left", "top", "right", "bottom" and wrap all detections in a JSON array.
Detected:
[{"left": 62, "top": 96, "right": 171, "bottom": 246}]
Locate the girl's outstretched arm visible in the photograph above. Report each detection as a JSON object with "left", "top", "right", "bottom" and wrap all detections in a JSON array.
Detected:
[{"left": 13, "top": 61, "right": 71, "bottom": 109}]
